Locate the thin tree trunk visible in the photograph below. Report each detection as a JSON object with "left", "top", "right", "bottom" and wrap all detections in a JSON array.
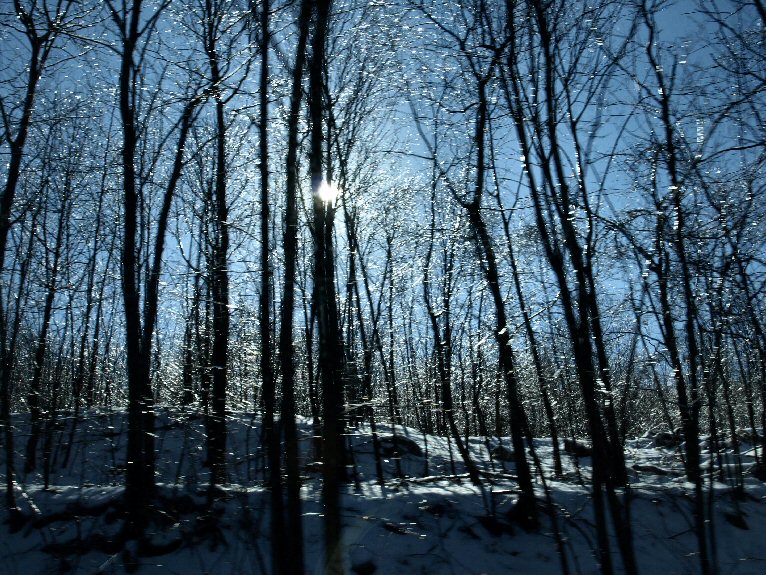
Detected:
[
  {"left": 308, "top": 1, "right": 347, "bottom": 573},
  {"left": 113, "top": 0, "right": 203, "bottom": 540},
  {"left": 257, "top": 0, "right": 286, "bottom": 563},
  {"left": 421, "top": 173, "right": 483, "bottom": 488},
  {"left": 205, "top": 2, "right": 230, "bottom": 492},
  {"left": 25, "top": 181, "right": 68, "bottom": 474},
  {"left": 277, "top": 0, "right": 312, "bottom": 572},
  {"left": 0, "top": 1, "right": 62, "bottom": 525}
]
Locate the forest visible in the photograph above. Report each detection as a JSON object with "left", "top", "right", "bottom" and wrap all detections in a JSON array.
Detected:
[{"left": 1, "top": 0, "right": 765, "bottom": 573}]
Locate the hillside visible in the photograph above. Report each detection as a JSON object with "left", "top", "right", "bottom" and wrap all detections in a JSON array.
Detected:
[{"left": 1, "top": 409, "right": 765, "bottom": 574}]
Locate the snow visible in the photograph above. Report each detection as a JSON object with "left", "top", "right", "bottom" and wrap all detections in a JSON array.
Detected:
[{"left": 1, "top": 409, "right": 765, "bottom": 574}]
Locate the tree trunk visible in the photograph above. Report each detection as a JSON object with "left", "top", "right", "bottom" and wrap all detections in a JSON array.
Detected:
[
  {"left": 309, "top": 1, "right": 347, "bottom": 572},
  {"left": 277, "top": 0, "right": 313, "bottom": 572},
  {"left": 205, "top": 1, "right": 230, "bottom": 493},
  {"left": 25, "top": 179, "right": 68, "bottom": 474}
]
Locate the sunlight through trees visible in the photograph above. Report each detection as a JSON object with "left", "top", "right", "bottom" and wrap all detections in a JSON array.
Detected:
[{"left": 1, "top": 0, "right": 765, "bottom": 573}]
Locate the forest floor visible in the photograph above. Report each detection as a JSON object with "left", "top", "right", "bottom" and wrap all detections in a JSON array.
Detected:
[{"left": 1, "top": 409, "right": 765, "bottom": 574}]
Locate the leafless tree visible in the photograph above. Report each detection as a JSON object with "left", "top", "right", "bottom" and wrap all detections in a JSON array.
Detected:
[{"left": 0, "top": 0, "right": 84, "bottom": 528}]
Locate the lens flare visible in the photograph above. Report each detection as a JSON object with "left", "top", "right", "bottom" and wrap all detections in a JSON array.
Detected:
[{"left": 316, "top": 180, "right": 339, "bottom": 203}]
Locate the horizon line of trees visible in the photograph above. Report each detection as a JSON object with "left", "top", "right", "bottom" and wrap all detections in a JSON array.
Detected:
[{"left": 1, "top": 0, "right": 765, "bottom": 574}]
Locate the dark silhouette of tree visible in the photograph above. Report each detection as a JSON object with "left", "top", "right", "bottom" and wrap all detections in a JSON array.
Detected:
[
  {"left": 105, "top": 0, "right": 206, "bottom": 544},
  {"left": 408, "top": 0, "right": 537, "bottom": 527},
  {"left": 497, "top": 2, "right": 639, "bottom": 571},
  {"left": 0, "top": 0, "right": 85, "bottom": 528},
  {"left": 24, "top": 124, "right": 74, "bottom": 475},
  {"left": 275, "top": 0, "right": 314, "bottom": 573},
  {"left": 191, "top": 0, "right": 252, "bottom": 495}
]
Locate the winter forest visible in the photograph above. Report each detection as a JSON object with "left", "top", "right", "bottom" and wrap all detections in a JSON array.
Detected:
[{"left": 1, "top": 0, "right": 765, "bottom": 573}]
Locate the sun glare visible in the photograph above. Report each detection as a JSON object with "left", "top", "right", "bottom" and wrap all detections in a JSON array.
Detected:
[{"left": 316, "top": 180, "right": 339, "bottom": 204}]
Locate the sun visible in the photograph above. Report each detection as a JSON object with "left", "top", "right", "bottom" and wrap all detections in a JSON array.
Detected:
[{"left": 316, "top": 180, "right": 339, "bottom": 204}]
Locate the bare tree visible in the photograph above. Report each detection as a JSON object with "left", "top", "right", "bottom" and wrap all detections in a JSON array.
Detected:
[
  {"left": 408, "top": 0, "right": 537, "bottom": 526},
  {"left": 0, "top": 0, "right": 82, "bottom": 527},
  {"left": 497, "top": 0, "right": 638, "bottom": 570},
  {"left": 24, "top": 121, "right": 75, "bottom": 475},
  {"left": 276, "top": 0, "right": 314, "bottom": 572},
  {"left": 104, "top": 0, "right": 207, "bottom": 545},
  {"left": 185, "top": 0, "right": 254, "bottom": 495}
]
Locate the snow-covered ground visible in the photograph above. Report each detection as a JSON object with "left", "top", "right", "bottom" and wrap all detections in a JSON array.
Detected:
[{"left": 1, "top": 408, "right": 765, "bottom": 574}]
